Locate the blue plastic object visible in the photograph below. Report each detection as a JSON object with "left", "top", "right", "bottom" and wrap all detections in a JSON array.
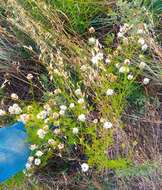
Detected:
[{"left": 0, "top": 121, "right": 30, "bottom": 182}]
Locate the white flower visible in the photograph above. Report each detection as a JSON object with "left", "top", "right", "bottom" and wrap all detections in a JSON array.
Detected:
[
  {"left": 27, "top": 73, "right": 33, "bottom": 80},
  {"left": 8, "top": 104, "right": 22, "bottom": 115},
  {"left": 34, "top": 158, "right": 41, "bottom": 166},
  {"left": 88, "top": 37, "right": 96, "bottom": 45},
  {"left": 58, "top": 143, "right": 64, "bottom": 149},
  {"left": 105, "top": 57, "right": 111, "bottom": 64},
  {"left": 72, "top": 127, "right": 79, "bottom": 134},
  {"left": 60, "top": 105, "right": 67, "bottom": 111},
  {"left": 124, "top": 59, "right": 131, "bottom": 65},
  {"left": 44, "top": 104, "right": 52, "bottom": 113},
  {"left": 80, "top": 65, "right": 88, "bottom": 72},
  {"left": 93, "top": 119, "right": 98, "bottom": 124},
  {"left": 106, "top": 89, "right": 114, "bottom": 96},
  {"left": 142, "top": 44, "right": 148, "bottom": 51},
  {"left": 19, "top": 114, "right": 30, "bottom": 124},
  {"left": 81, "top": 163, "right": 89, "bottom": 172},
  {"left": 138, "top": 38, "right": 145, "bottom": 45},
  {"left": 48, "top": 139, "right": 56, "bottom": 146},
  {"left": 59, "top": 110, "right": 65, "bottom": 115},
  {"left": 139, "top": 61, "right": 146, "bottom": 69},
  {"left": 103, "top": 121, "right": 113, "bottom": 129},
  {"left": 127, "top": 74, "right": 133, "bottom": 80},
  {"left": 53, "top": 128, "right": 61, "bottom": 135},
  {"left": 88, "top": 27, "right": 95, "bottom": 33},
  {"left": 143, "top": 78, "right": 150, "bottom": 85},
  {"left": 75, "top": 89, "right": 82, "bottom": 96},
  {"left": 37, "top": 110, "right": 48, "bottom": 120},
  {"left": 78, "top": 114, "right": 86, "bottom": 122},
  {"left": 91, "top": 55, "right": 99, "bottom": 65},
  {"left": 30, "top": 144, "right": 38, "bottom": 151},
  {"left": 37, "top": 129, "right": 46, "bottom": 139},
  {"left": 25, "top": 163, "right": 31, "bottom": 170},
  {"left": 91, "top": 52, "right": 103, "bottom": 65},
  {"left": 0, "top": 109, "right": 6, "bottom": 116},
  {"left": 28, "top": 156, "right": 34, "bottom": 163},
  {"left": 78, "top": 98, "right": 84, "bottom": 104},
  {"left": 43, "top": 125, "right": 49, "bottom": 131},
  {"left": 97, "top": 52, "right": 104, "bottom": 60},
  {"left": 115, "top": 63, "right": 120, "bottom": 68},
  {"left": 137, "top": 29, "right": 144, "bottom": 34},
  {"left": 11, "top": 93, "right": 19, "bottom": 100},
  {"left": 117, "top": 32, "right": 123, "bottom": 38},
  {"left": 54, "top": 88, "right": 61, "bottom": 94},
  {"left": 35, "top": 150, "right": 43, "bottom": 157},
  {"left": 69, "top": 103, "right": 75, "bottom": 108},
  {"left": 119, "top": 66, "right": 130, "bottom": 73}
]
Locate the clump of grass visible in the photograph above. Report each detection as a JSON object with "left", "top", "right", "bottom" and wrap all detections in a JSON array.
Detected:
[{"left": 51, "top": 0, "right": 106, "bottom": 34}]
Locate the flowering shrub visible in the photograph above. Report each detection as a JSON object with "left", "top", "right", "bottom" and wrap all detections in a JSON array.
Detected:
[{"left": 0, "top": 0, "right": 161, "bottom": 189}]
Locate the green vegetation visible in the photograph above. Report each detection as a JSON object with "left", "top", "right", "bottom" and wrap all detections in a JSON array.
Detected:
[{"left": 0, "top": 0, "right": 161, "bottom": 189}]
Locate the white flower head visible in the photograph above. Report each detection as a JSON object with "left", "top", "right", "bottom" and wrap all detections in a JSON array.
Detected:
[
  {"left": 81, "top": 163, "right": 89, "bottom": 172},
  {"left": 54, "top": 88, "right": 61, "bottom": 94},
  {"left": 0, "top": 109, "right": 6, "bottom": 116},
  {"left": 35, "top": 150, "right": 43, "bottom": 157},
  {"left": 78, "top": 114, "right": 86, "bottom": 122},
  {"left": 37, "top": 129, "right": 46, "bottom": 139},
  {"left": 138, "top": 38, "right": 145, "bottom": 45},
  {"left": 58, "top": 143, "right": 64, "bottom": 150},
  {"left": 119, "top": 66, "right": 130, "bottom": 73},
  {"left": 93, "top": 119, "right": 98, "bottom": 124},
  {"left": 78, "top": 98, "right": 84, "bottom": 104},
  {"left": 8, "top": 104, "right": 22, "bottom": 115},
  {"left": 30, "top": 144, "right": 38, "bottom": 151},
  {"left": 11, "top": 93, "right": 19, "bottom": 100},
  {"left": 60, "top": 105, "right": 67, "bottom": 111},
  {"left": 25, "top": 163, "right": 32, "bottom": 170},
  {"left": 69, "top": 103, "right": 75, "bottom": 108},
  {"left": 91, "top": 55, "right": 99, "bottom": 65},
  {"left": 48, "top": 139, "right": 56, "bottom": 146},
  {"left": 27, "top": 73, "right": 33, "bottom": 80},
  {"left": 137, "top": 29, "right": 144, "bottom": 34},
  {"left": 59, "top": 110, "right": 65, "bottom": 116},
  {"left": 37, "top": 110, "right": 48, "bottom": 120},
  {"left": 142, "top": 44, "right": 148, "bottom": 51},
  {"left": 52, "top": 112, "right": 59, "bottom": 119},
  {"left": 72, "top": 127, "right": 79, "bottom": 134},
  {"left": 44, "top": 104, "right": 52, "bottom": 113},
  {"left": 139, "top": 61, "right": 146, "bottom": 69},
  {"left": 127, "top": 74, "right": 133, "bottom": 80},
  {"left": 28, "top": 156, "right": 34, "bottom": 163},
  {"left": 124, "top": 59, "right": 131, "bottom": 65},
  {"left": 34, "top": 158, "right": 41, "bottom": 166},
  {"left": 105, "top": 57, "right": 111, "bottom": 64},
  {"left": 91, "top": 52, "right": 103, "bottom": 65},
  {"left": 75, "top": 89, "right": 82, "bottom": 96},
  {"left": 88, "top": 27, "right": 95, "bottom": 34},
  {"left": 43, "top": 125, "right": 49, "bottom": 131},
  {"left": 106, "top": 89, "right": 114, "bottom": 96},
  {"left": 115, "top": 63, "right": 120, "bottom": 68},
  {"left": 103, "top": 121, "right": 113, "bottom": 129},
  {"left": 19, "top": 114, "right": 30, "bottom": 124},
  {"left": 53, "top": 128, "right": 61, "bottom": 135},
  {"left": 117, "top": 32, "right": 123, "bottom": 38},
  {"left": 88, "top": 37, "right": 96, "bottom": 45},
  {"left": 143, "top": 78, "right": 150, "bottom": 85}
]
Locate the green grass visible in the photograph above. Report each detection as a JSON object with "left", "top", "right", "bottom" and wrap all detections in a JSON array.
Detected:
[{"left": 50, "top": 0, "right": 106, "bottom": 33}]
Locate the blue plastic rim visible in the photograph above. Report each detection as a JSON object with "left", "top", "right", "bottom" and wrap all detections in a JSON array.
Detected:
[{"left": 0, "top": 121, "right": 30, "bottom": 183}]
